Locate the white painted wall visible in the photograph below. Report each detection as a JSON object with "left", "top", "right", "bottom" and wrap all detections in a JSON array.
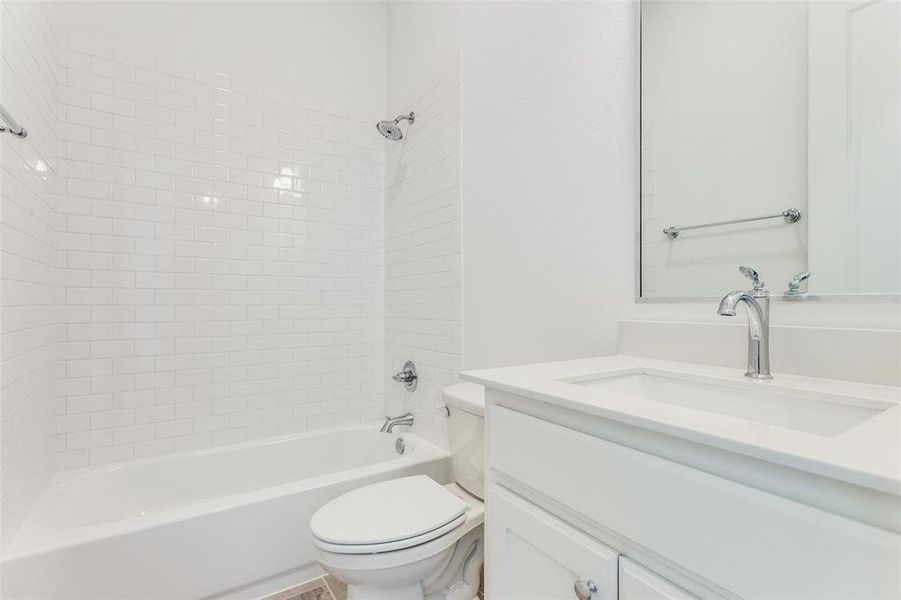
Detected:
[
  {"left": 0, "top": 0, "right": 61, "bottom": 552},
  {"left": 387, "top": 1, "right": 638, "bottom": 371},
  {"left": 641, "top": 0, "right": 808, "bottom": 298}
]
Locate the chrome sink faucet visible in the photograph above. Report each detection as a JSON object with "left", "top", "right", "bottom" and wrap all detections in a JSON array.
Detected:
[
  {"left": 717, "top": 266, "right": 772, "bottom": 379},
  {"left": 380, "top": 412, "right": 414, "bottom": 433}
]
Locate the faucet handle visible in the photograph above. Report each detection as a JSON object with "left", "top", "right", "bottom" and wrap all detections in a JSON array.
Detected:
[
  {"left": 391, "top": 360, "right": 418, "bottom": 392},
  {"left": 739, "top": 266, "right": 765, "bottom": 291},
  {"left": 790, "top": 271, "right": 811, "bottom": 285},
  {"left": 786, "top": 271, "right": 811, "bottom": 295}
]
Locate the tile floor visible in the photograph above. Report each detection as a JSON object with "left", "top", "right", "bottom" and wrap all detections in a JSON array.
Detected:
[
  {"left": 268, "top": 568, "right": 482, "bottom": 600},
  {"left": 267, "top": 575, "right": 346, "bottom": 600}
]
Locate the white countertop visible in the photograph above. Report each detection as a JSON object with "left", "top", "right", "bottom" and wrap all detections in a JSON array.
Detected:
[{"left": 462, "top": 355, "right": 901, "bottom": 496}]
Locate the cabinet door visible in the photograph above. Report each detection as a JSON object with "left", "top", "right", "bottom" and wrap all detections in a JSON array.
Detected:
[
  {"left": 486, "top": 485, "right": 618, "bottom": 600},
  {"left": 619, "top": 558, "right": 694, "bottom": 600}
]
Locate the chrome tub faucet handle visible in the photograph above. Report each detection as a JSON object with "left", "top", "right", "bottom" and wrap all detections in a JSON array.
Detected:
[{"left": 391, "top": 360, "right": 418, "bottom": 392}]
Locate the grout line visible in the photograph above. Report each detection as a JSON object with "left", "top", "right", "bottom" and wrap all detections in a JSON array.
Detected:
[{"left": 321, "top": 577, "right": 338, "bottom": 600}]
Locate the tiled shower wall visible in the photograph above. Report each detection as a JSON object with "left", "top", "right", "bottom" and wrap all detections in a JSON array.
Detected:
[
  {"left": 385, "top": 63, "right": 461, "bottom": 449},
  {"left": 54, "top": 31, "right": 386, "bottom": 469},
  {"left": 0, "top": 1, "right": 61, "bottom": 549}
]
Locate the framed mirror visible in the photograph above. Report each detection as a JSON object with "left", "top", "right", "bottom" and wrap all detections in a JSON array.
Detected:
[{"left": 638, "top": 0, "right": 900, "bottom": 301}]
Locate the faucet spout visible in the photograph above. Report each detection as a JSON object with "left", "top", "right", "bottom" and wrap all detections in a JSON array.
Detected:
[
  {"left": 380, "top": 412, "right": 414, "bottom": 433},
  {"left": 717, "top": 287, "right": 772, "bottom": 379},
  {"left": 716, "top": 290, "right": 748, "bottom": 317}
]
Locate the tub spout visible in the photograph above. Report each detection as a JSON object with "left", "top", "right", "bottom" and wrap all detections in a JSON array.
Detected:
[{"left": 380, "top": 412, "right": 414, "bottom": 433}]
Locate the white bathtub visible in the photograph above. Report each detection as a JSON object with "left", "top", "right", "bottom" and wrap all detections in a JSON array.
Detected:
[{"left": 0, "top": 425, "right": 449, "bottom": 599}]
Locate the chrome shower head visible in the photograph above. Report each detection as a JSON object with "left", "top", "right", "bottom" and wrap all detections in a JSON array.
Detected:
[
  {"left": 377, "top": 112, "right": 415, "bottom": 140},
  {"left": 377, "top": 120, "right": 403, "bottom": 140}
]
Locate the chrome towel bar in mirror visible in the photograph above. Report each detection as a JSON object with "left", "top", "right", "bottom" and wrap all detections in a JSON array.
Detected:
[{"left": 663, "top": 208, "right": 801, "bottom": 239}]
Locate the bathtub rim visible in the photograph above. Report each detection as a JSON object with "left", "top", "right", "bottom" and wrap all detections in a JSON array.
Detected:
[{"left": 3, "top": 423, "right": 447, "bottom": 561}]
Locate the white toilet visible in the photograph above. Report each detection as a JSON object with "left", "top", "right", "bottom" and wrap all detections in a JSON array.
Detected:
[{"left": 310, "top": 383, "right": 485, "bottom": 600}]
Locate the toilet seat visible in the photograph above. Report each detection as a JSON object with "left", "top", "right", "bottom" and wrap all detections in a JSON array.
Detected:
[
  {"left": 311, "top": 476, "right": 469, "bottom": 555},
  {"left": 314, "top": 513, "right": 467, "bottom": 554},
  {"left": 315, "top": 484, "right": 484, "bottom": 575}
]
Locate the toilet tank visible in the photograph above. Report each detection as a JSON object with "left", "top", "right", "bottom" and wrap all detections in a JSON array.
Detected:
[{"left": 443, "top": 383, "right": 485, "bottom": 500}]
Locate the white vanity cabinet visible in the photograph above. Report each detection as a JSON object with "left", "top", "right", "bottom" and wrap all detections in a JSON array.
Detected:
[
  {"left": 485, "top": 485, "right": 691, "bottom": 600},
  {"left": 486, "top": 486, "right": 619, "bottom": 599},
  {"left": 483, "top": 398, "right": 901, "bottom": 599},
  {"left": 619, "top": 559, "right": 693, "bottom": 600}
]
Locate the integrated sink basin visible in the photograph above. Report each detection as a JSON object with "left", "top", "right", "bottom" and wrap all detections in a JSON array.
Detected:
[
  {"left": 463, "top": 354, "right": 901, "bottom": 495},
  {"left": 561, "top": 369, "right": 892, "bottom": 437}
]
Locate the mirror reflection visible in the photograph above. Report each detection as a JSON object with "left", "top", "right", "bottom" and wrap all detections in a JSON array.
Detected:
[{"left": 640, "top": 0, "right": 900, "bottom": 299}]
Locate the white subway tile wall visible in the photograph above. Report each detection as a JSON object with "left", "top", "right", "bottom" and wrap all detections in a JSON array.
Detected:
[
  {"left": 54, "top": 31, "right": 386, "bottom": 469},
  {"left": 0, "top": 1, "right": 62, "bottom": 550},
  {"left": 385, "top": 64, "right": 461, "bottom": 449}
]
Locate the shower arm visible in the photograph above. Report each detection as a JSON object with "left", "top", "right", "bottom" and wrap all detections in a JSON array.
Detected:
[{"left": 394, "top": 112, "right": 415, "bottom": 124}]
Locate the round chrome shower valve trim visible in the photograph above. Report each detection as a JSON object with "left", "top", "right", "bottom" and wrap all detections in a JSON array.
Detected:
[{"left": 391, "top": 360, "right": 418, "bottom": 392}]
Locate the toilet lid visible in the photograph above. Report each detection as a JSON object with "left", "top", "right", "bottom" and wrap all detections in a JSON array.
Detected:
[{"left": 310, "top": 476, "right": 467, "bottom": 548}]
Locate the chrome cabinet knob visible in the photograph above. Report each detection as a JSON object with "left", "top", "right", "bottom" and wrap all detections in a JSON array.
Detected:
[{"left": 574, "top": 579, "right": 598, "bottom": 600}]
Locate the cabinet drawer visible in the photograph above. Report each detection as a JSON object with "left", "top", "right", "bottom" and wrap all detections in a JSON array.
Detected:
[
  {"left": 486, "top": 485, "right": 618, "bottom": 600},
  {"left": 488, "top": 404, "right": 901, "bottom": 599},
  {"left": 620, "top": 558, "right": 694, "bottom": 600}
]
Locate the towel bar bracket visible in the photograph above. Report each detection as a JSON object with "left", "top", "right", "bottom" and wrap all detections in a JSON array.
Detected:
[
  {"left": 0, "top": 124, "right": 27, "bottom": 138},
  {"left": 0, "top": 104, "right": 28, "bottom": 138}
]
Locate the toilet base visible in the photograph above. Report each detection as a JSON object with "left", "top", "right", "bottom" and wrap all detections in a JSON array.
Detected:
[
  {"left": 347, "top": 582, "right": 423, "bottom": 600},
  {"left": 346, "top": 583, "right": 478, "bottom": 600},
  {"left": 322, "top": 528, "right": 483, "bottom": 600}
]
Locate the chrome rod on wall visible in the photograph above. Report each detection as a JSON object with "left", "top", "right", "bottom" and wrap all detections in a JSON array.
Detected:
[
  {"left": 0, "top": 103, "right": 28, "bottom": 138},
  {"left": 663, "top": 208, "right": 802, "bottom": 239}
]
